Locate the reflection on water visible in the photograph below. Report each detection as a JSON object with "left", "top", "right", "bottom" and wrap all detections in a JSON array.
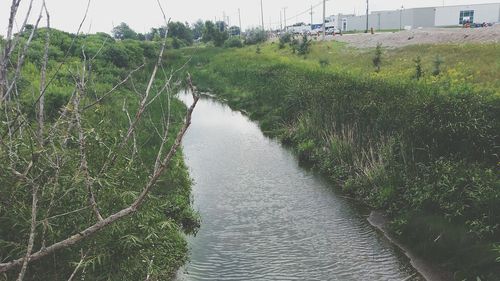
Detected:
[{"left": 177, "top": 92, "right": 420, "bottom": 281}]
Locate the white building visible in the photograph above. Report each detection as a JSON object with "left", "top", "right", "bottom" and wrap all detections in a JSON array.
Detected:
[{"left": 335, "top": 3, "right": 500, "bottom": 32}]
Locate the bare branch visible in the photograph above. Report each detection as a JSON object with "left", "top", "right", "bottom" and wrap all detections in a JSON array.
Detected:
[
  {"left": 83, "top": 63, "right": 145, "bottom": 111},
  {"left": 13, "top": 169, "right": 41, "bottom": 281},
  {"left": 67, "top": 249, "right": 89, "bottom": 281},
  {"left": 3, "top": 1, "right": 44, "bottom": 102},
  {"left": 97, "top": 17, "right": 171, "bottom": 176},
  {"left": 38, "top": 2, "right": 51, "bottom": 145},
  {"left": 74, "top": 48, "right": 103, "bottom": 222}
]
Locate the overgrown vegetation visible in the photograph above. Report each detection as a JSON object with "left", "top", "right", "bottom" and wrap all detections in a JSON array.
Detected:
[
  {"left": 0, "top": 25, "right": 199, "bottom": 280},
  {"left": 170, "top": 43, "right": 500, "bottom": 280}
]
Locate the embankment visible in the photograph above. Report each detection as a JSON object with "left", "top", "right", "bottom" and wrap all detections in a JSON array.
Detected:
[{"left": 173, "top": 45, "right": 500, "bottom": 280}]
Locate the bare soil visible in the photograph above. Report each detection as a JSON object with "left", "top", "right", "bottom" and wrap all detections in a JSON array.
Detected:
[{"left": 329, "top": 25, "right": 500, "bottom": 48}]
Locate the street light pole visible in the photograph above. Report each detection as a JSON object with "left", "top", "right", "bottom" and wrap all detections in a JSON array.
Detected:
[
  {"left": 280, "top": 10, "right": 282, "bottom": 31},
  {"left": 322, "top": 0, "right": 326, "bottom": 40}
]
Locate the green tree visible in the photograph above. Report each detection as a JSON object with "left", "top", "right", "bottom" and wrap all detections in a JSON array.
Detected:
[
  {"left": 228, "top": 26, "right": 241, "bottom": 37},
  {"left": 112, "top": 22, "right": 138, "bottom": 40},
  {"left": 192, "top": 20, "right": 205, "bottom": 40},
  {"left": 202, "top": 21, "right": 216, "bottom": 43},
  {"left": 168, "top": 21, "right": 194, "bottom": 45}
]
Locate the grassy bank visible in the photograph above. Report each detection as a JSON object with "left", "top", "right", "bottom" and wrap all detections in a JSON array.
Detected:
[
  {"left": 171, "top": 42, "right": 499, "bottom": 279},
  {"left": 0, "top": 30, "right": 198, "bottom": 280}
]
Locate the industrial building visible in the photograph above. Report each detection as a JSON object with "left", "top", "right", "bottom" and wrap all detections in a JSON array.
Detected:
[{"left": 328, "top": 3, "right": 500, "bottom": 32}]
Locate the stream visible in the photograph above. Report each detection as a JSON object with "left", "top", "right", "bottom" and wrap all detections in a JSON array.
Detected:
[{"left": 176, "top": 92, "right": 422, "bottom": 281}]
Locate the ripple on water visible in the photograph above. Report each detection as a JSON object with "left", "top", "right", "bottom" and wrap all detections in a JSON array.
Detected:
[{"left": 176, "top": 93, "right": 422, "bottom": 281}]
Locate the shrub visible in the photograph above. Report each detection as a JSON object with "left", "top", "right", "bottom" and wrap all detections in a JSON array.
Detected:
[
  {"left": 256, "top": 45, "right": 261, "bottom": 54},
  {"left": 433, "top": 55, "right": 444, "bottom": 76},
  {"left": 244, "top": 28, "right": 268, "bottom": 45},
  {"left": 298, "top": 34, "right": 312, "bottom": 56},
  {"left": 319, "top": 58, "right": 330, "bottom": 67},
  {"left": 414, "top": 56, "right": 424, "bottom": 80},
  {"left": 373, "top": 43, "right": 382, "bottom": 72},
  {"left": 278, "top": 33, "right": 292, "bottom": 49},
  {"left": 224, "top": 37, "right": 243, "bottom": 48},
  {"left": 290, "top": 38, "right": 299, "bottom": 54}
]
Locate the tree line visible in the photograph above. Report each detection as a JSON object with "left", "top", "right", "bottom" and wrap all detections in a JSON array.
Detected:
[{"left": 111, "top": 20, "right": 268, "bottom": 48}]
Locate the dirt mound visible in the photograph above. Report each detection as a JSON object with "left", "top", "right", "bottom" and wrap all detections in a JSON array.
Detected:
[{"left": 330, "top": 25, "right": 500, "bottom": 48}]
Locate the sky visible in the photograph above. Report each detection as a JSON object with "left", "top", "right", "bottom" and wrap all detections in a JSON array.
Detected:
[{"left": 0, "top": 0, "right": 497, "bottom": 35}]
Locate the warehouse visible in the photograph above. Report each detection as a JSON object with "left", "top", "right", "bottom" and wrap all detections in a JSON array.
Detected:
[{"left": 334, "top": 3, "right": 500, "bottom": 32}]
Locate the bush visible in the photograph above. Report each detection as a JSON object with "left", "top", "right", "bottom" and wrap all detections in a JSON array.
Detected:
[
  {"left": 373, "top": 43, "right": 382, "bottom": 72},
  {"left": 414, "top": 56, "right": 423, "bottom": 80},
  {"left": 433, "top": 55, "right": 444, "bottom": 76},
  {"left": 103, "top": 44, "right": 130, "bottom": 68},
  {"left": 279, "top": 33, "right": 292, "bottom": 49},
  {"left": 298, "top": 34, "right": 312, "bottom": 55},
  {"left": 224, "top": 37, "right": 243, "bottom": 48},
  {"left": 244, "top": 28, "right": 268, "bottom": 45}
]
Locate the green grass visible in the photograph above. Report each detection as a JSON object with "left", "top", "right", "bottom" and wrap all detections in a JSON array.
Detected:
[{"left": 253, "top": 40, "right": 500, "bottom": 90}]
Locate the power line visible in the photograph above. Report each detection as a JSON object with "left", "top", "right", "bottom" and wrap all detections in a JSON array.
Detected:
[{"left": 267, "top": 1, "right": 324, "bottom": 28}]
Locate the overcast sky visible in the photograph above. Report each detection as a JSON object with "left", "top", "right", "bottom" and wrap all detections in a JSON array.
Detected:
[{"left": 0, "top": 0, "right": 497, "bottom": 35}]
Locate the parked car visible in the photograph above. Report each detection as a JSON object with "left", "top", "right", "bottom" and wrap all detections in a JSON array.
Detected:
[
  {"left": 309, "top": 28, "right": 322, "bottom": 36},
  {"left": 325, "top": 28, "right": 341, "bottom": 35}
]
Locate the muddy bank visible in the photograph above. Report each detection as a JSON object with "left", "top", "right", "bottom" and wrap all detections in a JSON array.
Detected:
[{"left": 368, "top": 211, "right": 454, "bottom": 281}]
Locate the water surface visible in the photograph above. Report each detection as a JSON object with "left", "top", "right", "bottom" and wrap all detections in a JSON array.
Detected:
[{"left": 177, "top": 92, "right": 420, "bottom": 281}]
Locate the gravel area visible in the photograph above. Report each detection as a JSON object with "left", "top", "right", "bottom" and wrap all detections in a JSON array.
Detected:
[{"left": 328, "top": 25, "right": 500, "bottom": 48}]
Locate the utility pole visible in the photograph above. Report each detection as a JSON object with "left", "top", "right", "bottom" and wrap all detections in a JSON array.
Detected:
[
  {"left": 322, "top": 0, "right": 326, "bottom": 40},
  {"left": 399, "top": 5, "right": 404, "bottom": 30},
  {"left": 283, "top": 7, "right": 288, "bottom": 32},
  {"left": 260, "top": 0, "right": 265, "bottom": 30},
  {"left": 365, "top": 0, "right": 369, "bottom": 33},
  {"left": 280, "top": 10, "right": 283, "bottom": 31},
  {"left": 238, "top": 8, "right": 242, "bottom": 38},
  {"left": 310, "top": 5, "right": 314, "bottom": 31}
]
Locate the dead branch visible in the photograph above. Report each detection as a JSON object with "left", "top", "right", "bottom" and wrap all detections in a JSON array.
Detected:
[
  {"left": 66, "top": 249, "right": 89, "bottom": 281},
  {"left": 38, "top": 2, "right": 50, "bottom": 145},
  {"left": 83, "top": 63, "right": 145, "bottom": 111},
  {"left": 3, "top": 2, "right": 45, "bottom": 102}
]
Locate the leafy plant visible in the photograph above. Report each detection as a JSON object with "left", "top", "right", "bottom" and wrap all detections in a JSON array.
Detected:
[
  {"left": 372, "top": 43, "right": 382, "bottom": 72},
  {"left": 414, "top": 56, "right": 424, "bottom": 80},
  {"left": 243, "top": 28, "right": 268, "bottom": 45},
  {"left": 290, "top": 38, "right": 299, "bottom": 54},
  {"left": 279, "top": 33, "right": 292, "bottom": 49},
  {"left": 298, "top": 34, "right": 312, "bottom": 56},
  {"left": 224, "top": 37, "right": 243, "bottom": 48},
  {"left": 432, "top": 55, "right": 444, "bottom": 76}
]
